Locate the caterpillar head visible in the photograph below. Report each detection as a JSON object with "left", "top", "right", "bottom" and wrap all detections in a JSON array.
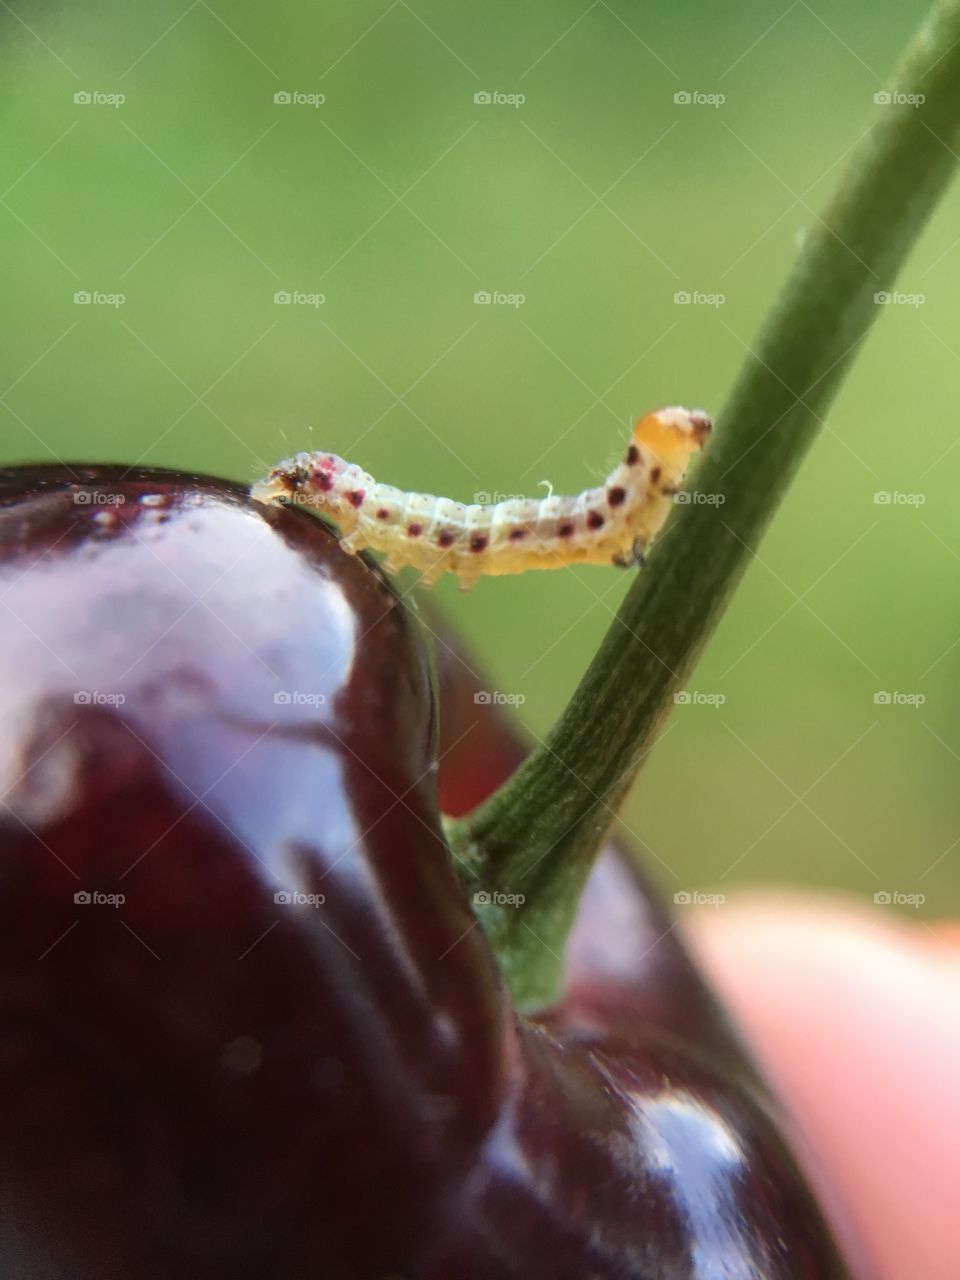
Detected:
[
  {"left": 633, "top": 407, "right": 712, "bottom": 473},
  {"left": 250, "top": 474, "right": 291, "bottom": 505},
  {"left": 250, "top": 453, "right": 343, "bottom": 510},
  {"left": 250, "top": 460, "right": 302, "bottom": 507}
]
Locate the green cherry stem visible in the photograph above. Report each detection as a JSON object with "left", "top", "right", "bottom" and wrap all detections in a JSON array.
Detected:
[{"left": 445, "top": 0, "right": 960, "bottom": 1011}]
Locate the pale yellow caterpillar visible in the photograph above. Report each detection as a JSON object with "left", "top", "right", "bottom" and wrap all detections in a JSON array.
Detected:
[{"left": 251, "top": 406, "right": 711, "bottom": 589}]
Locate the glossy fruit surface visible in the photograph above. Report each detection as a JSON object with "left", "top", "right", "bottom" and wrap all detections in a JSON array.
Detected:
[{"left": 0, "top": 465, "right": 850, "bottom": 1278}]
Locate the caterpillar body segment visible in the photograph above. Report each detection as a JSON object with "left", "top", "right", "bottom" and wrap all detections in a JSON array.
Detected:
[{"left": 251, "top": 407, "right": 711, "bottom": 589}]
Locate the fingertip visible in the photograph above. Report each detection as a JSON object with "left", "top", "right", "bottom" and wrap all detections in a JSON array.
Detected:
[{"left": 684, "top": 892, "right": 960, "bottom": 1280}]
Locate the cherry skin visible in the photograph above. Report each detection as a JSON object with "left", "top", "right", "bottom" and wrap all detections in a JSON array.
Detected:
[
  {"left": 0, "top": 465, "right": 508, "bottom": 1278},
  {"left": 431, "top": 622, "right": 853, "bottom": 1278},
  {"left": 0, "top": 465, "right": 852, "bottom": 1278}
]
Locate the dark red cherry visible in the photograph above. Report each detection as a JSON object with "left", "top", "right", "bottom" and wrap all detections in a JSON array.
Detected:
[
  {"left": 0, "top": 464, "right": 852, "bottom": 1278},
  {"left": 430, "top": 615, "right": 855, "bottom": 1278},
  {"left": 0, "top": 465, "right": 508, "bottom": 1278}
]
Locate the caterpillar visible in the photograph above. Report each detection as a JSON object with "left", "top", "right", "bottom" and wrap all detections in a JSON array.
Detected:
[{"left": 251, "top": 406, "right": 711, "bottom": 589}]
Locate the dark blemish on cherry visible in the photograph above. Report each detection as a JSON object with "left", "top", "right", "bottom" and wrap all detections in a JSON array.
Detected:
[
  {"left": 509, "top": 528, "right": 527, "bottom": 541},
  {"left": 626, "top": 445, "right": 640, "bottom": 466},
  {"left": 347, "top": 490, "right": 365, "bottom": 508},
  {"left": 407, "top": 523, "right": 423, "bottom": 538},
  {"left": 607, "top": 487, "right": 626, "bottom": 507},
  {"left": 438, "top": 529, "right": 456, "bottom": 548},
  {"left": 587, "top": 511, "right": 605, "bottom": 530},
  {"left": 376, "top": 508, "right": 390, "bottom": 520},
  {"left": 470, "top": 534, "right": 489, "bottom": 553},
  {"left": 558, "top": 522, "right": 575, "bottom": 538},
  {"left": 650, "top": 466, "right": 662, "bottom": 484},
  {"left": 316, "top": 472, "right": 334, "bottom": 492}
]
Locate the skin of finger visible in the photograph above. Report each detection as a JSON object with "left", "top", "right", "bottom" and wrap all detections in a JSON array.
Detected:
[{"left": 683, "top": 894, "right": 960, "bottom": 1280}]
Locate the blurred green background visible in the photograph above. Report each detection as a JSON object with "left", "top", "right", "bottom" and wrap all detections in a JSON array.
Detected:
[{"left": 2, "top": 0, "right": 957, "bottom": 918}]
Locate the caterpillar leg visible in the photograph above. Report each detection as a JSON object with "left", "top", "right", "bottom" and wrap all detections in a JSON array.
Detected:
[
  {"left": 612, "top": 538, "right": 648, "bottom": 569},
  {"left": 339, "top": 531, "right": 367, "bottom": 556},
  {"left": 418, "top": 563, "right": 445, "bottom": 588},
  {"left": 415, "top": 546, "right": 455, "bottom": 588}
]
